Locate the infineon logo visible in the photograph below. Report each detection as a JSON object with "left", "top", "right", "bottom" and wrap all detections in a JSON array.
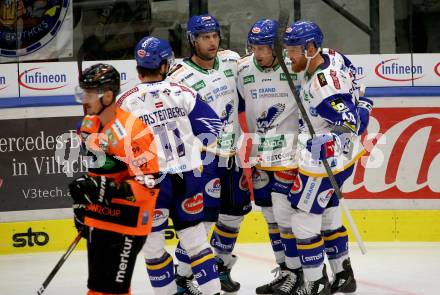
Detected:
[
  {"left": 120, "top": 72, "right": 128, "bottom": 86},
  {"left": 19, "top": 67, "right": 68, "bottom": 90},
  {"left": 0, "top": 75, "right": 6, "bottom": 91},
  {"left": 374, "top": 58, "right": 424, "bottom": 82},
  {"left": 434, "top": 62, "right": 440, "bottom": 77},
  {"left": 352, "top": 66, "right": 365, "bottom": 80}
]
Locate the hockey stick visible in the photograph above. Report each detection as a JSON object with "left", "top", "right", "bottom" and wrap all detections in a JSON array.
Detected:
[
  {"left": 36, "top": 232, "right": 82, "bottom": 295},
  {"left": 274, "top": 0, "right": 367, "bottom": 254}
]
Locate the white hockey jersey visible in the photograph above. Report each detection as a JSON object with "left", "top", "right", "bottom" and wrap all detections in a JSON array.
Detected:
[
  {"left": 116, "top": 81, "right": 221, "bottom": 174},
  {"left": 298, "top": 48, "right": 365, "bottom": 176},
  {"left": 237, "top": 54, "right": 300, "bottom": 170},
  {"left": 168, "top": 50, "right": 241, "bottom": 158}
]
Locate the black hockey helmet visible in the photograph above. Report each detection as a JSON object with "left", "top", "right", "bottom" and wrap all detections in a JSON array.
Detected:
[{"left": 79, "top": 63, "right": 121, "bottom": 97}]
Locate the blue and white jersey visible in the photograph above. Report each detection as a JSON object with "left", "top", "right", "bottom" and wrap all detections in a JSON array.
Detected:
[
  {"left": 168, "top": 50, "right": 241, "bottom": 158},
  {"left": 298, "top": 48, "right": 365, "bottom": 176},
  {"left": 116, "top": 81, "right": 221, "bottom": 174},
  {"left": 237, "top": 54, "right": 300, "bottom": 170}
]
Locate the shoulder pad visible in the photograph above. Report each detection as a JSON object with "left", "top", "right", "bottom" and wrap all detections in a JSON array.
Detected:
[
  {"left": 167, "top": 63, "right": 183, "bottom": 77},
  {"left": 116, "top": 86, "right": 139, "bottom": 106},
  {"left": 218, "top": 49, "right": 240, "bottom": 61}
]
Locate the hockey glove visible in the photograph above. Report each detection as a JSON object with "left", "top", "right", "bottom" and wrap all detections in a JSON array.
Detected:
[
  {"left": 306, "top": 134, "right": 337, "bottom": 162},
  {"left": 68, "top": 174, "right": 118, "bottom": 205},
  {"left": 72, "top": 203, "right": 88, "bottom": 238},
  {"left": 357, "top": 96, "right": 374, "bottom": 135}
]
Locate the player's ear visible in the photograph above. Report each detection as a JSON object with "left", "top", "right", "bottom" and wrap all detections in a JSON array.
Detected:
[
  {"left": 160, "top": 63, "right": 168, "bottom": 76},
  {"left": 103, "top": 90, "right": 114, "bottom": 105},
  {"left": 306, "top": 43, "right": 316, "bottom": 56}
]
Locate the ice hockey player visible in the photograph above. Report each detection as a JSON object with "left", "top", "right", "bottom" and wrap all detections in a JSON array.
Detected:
[
  {"left": 168, "top": 14, "right": 251, "bottom": 294},
  {"left": 69, "top": 63, "right": 160, "bottom": 295},
  {"left": 117, "top": 36, "right": 222, "bottom": 295},
  {"left": 283, "top": 21, "right": 373, "bottom": 295},
  {"left": 237, "top": 18, "right": 304, "bottom": 295}
]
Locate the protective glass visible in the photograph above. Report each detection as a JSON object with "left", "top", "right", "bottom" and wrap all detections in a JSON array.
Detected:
[{"left": 74, "top": 86, "right": 104, "bottom": 103}]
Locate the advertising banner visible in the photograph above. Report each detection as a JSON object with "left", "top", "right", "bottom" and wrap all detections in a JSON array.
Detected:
[
  {"left": 0, "top": 115, "right": 84, "bottom": 212},
  {"left": 344, "top": 107, "right": 440, "bottom": 199},
  {"left": 0, "top": 63, "right": 19, "bottom": 98},
  {"left": 0, "top": 0, "right": 73, "bottom": 62}
]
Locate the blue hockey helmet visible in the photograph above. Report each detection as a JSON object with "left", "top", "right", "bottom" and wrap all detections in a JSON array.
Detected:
[
  {"left": 247, "top": 19, "right": 279, "bottom": 46},
  {"left": 283, "top": 21, "right": 323, "bottom": 48},
  {"left": 134, "top": 36, "right": 174, "bottom": 69},
  {"left": 187, "top": 14, "right": 221, "bottom": 42}
]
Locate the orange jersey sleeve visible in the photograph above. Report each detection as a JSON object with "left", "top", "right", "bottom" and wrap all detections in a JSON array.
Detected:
[{"left": 106, "top": 107, "right": 159, "bottom": 177}]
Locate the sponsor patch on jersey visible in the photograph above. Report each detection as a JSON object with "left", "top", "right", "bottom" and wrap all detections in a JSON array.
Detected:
[
  {"left": 330, "top": 98, "right": 349, "bottom": 113},
  {"left": 317, "top": 73, "right": 327, "bottom": 87},
  {"left": 258, "top": 135, "right": 286, "bottom": 151},
  {"left": 280, "top": 73, "right": 297, "bottom": 81},
  {"left": 317, "top": 189, "right": 334, "bottom": 208},
  {"left": 252, "top": 170, "right": 270, "bottom": 190},
  {"left": 205, "top": 178, "right": 221, "bottom": 198},
  {"left": 274, "top": 170, "right": 297, "bottom": 184},
  {"left": 181, "top": 194, "right": 204, "bottom": 214},
  {"left": 330, "top": 70, "right": 341, "bottom": 89},
  {"left": 117, "top": 86, "right": 139, "bottom": 106},
  {"left": 224, "top": 69, "right": 234, "bottom": 77},
  {"left": 192, "top": 80, "right": 206, "bottom": 91},
  {"left": 290, "top": 175, "right": 303, "bottom": 194},
  {"left": 152, "top": 209, "right": 169, "bottom": 227},
  {"left": 112, "top": 119, "right": 127, "bottom": 140},
  {"left": 243, "top": 75, "right": 255, "bottom": 85}
]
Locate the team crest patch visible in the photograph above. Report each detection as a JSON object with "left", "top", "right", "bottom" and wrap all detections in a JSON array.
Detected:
[
  {"left": 0, "top": 0, "right": 70, "bottom": 57},
  {"left": 317, "top": 73, "right": 328, "bottom": 87}
]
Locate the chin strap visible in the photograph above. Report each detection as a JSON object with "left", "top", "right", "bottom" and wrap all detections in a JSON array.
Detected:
[
  {"left": 95, "top": 94, "right": 113, "bottom": 116},
  {"left": 304, "top": 46, "right": 321, "bottom": 73}
]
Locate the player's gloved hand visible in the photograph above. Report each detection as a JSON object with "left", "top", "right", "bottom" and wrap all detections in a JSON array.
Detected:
[
  {"left": 68, "top": 174, "right": 118, "bottom": 205},
  {"left": 72, "top": 203, "right": 88, "bottom": 238},
  {"left": 357, "top": 96, "right": 374, "bottom": 135},
  {"left": 306, "top": 134, "right": 337, "bottom": 161}
]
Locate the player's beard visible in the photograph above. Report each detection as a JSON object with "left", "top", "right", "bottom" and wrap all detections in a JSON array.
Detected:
[
  {"left": 194, "top": 43, "right": 218, "bottom": 61},
  {"left": 291, "top": 57, "right": 306, "bottom": 73}
]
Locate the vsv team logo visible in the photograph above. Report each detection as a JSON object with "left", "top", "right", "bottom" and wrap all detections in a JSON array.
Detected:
[{"left": 0, "top": 0, "right": 70, "bottom": 57}]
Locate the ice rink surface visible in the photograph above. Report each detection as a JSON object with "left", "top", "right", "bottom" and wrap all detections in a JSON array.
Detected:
[{"left": 1, "top": 242, "right": 439, "bottom": 295}]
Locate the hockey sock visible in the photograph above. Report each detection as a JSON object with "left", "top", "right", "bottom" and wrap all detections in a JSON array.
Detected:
[
  {"left": 190, "top": 248, "right": 221, "bottom": 293},
  {"left": 210, "top": 223, "right": 239, "bottom": 258},
  {"left": 175, "top": 241, "right": 192, "bottom": 277},
  {"left": 280, "top": 227, "right": 302, "bottom": 270},
  {"left": 323, "top": 226, "right": 349, "bottom": 274},
  {"left": 268, "top": 223, "right": 285, "bottom": 264},
  {"left": 145, "top": 252, "right": 176, "bottom": 294},
  {"left": 296, "top": 235, "right": 325, "bottom": 281}
]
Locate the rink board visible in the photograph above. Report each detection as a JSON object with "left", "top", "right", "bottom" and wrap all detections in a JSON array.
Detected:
[{"left": 1, "top": 210, "right": 440, "bottom": 254}]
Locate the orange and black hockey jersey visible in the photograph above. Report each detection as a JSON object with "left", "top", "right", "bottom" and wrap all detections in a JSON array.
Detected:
[{"left": 79, "top": 107, "right": 159, "bottom": 236}]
